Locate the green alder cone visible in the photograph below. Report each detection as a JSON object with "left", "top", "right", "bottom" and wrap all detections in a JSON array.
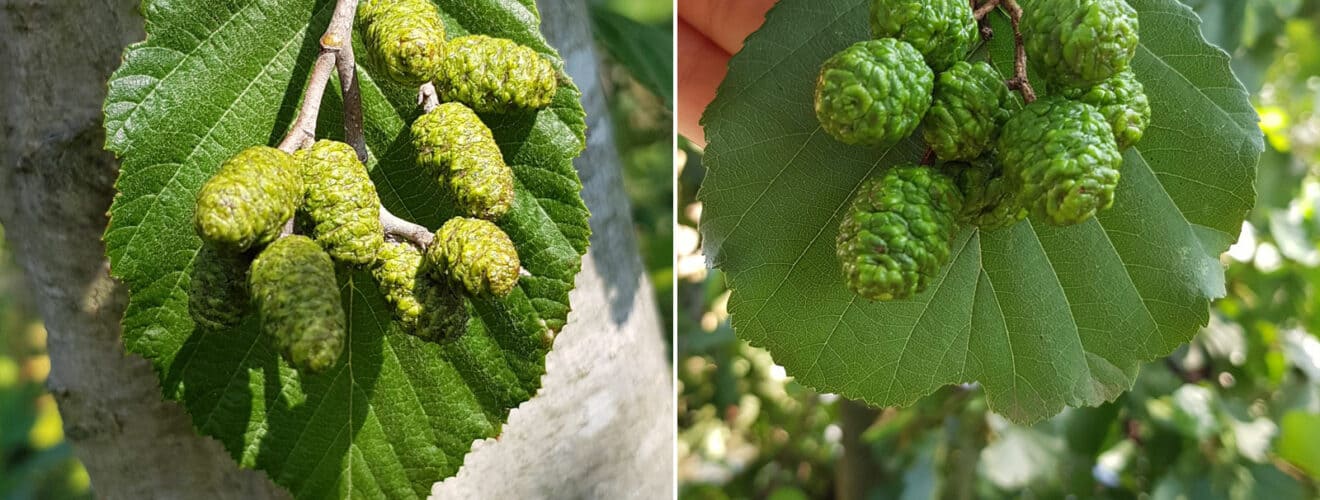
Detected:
[
  {"left": 193, "top": 145, "right": 303, "bottom": 252},
  {"left": 188, "top": 243, "right": 251, "bottom": 331},
  {"left": 249, "top": 235, "right": 346, "bottom": 373},
  {"left": 296, "top": 140, "right": 385, "bottom": 266},
  {"left": 998, "top": 97, "right": 1122, "bottom": 226},
  {"left": 356, "top": 0, "right": 389, "bottom": 21},
  {"left": 815, "top": 39, "right": 934, "bottom": 147},
  {"left": 946, "top": 156, "right": 1027, "bottom": 230},
  {"left": 372, "top": 241, "right": 469, "bottom": 342},
  {"left": 868, "top": 0, "right": 977, "bottom": 71},
  {"left": 436, "top": 35, "right": 558, "bottom": 113},
  {"left": 426, "top": 217, "right": 521, "bottom": 298},
  {"left": 1061, "top": 70, "right": 1151, "bottom": 150},
  {"left": 837, "top": 165, "right": 962, "bottom": 301},
  {"left": 1021, "top": 0, "right": 1139, "bottom": 87},
  {"left": 922, "top": 61, "right": 1014, "bottom": 161},
  {"left": 411, "top": 103, "right": 516, "bottom": 220},
  {"left": 358, "top": 0, "right": 446, "bottom": 86}
]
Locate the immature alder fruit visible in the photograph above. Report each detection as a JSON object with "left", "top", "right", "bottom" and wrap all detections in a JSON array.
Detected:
[
  {"left": 358, "top": 0, "right": 446, "bottom": 86},
  {"left": 249, "top": 235, "right": 346, "bottom": 373},
  {"left": 427, "top": 217, "right": 521, "bottom": 297},
  {"left": 948, "top": 156, "right": 1027, "bottom": 230},
  {"left": 1061, "top": 70, "right": 1151, "bottom": 150},
  {"left": 297, "top": 140, "right": 385, "bottom": 266},
  {"left": 837, "top": 165, "right": 962, "bottom": 301},
  {"left": 922, "top": 61, "right": 1014, "bottom": 161},
  {"left": 411, "top": 103, "right": 516, "bottom": 220},
  {"left": 372, "top": 242, "right": 469, "bottom": 342},
  {"left": 1021, "top": 0, "right": 1139, "bottom": 87},
  {"left": 356, "top": 0, "right": 389, "bottom": 21},
  {"left": 815, "top": 39, "right": 933, "bottom": 147},
  {"left": 436, "top": 35, "right": 558, "bottom": 113},
  {"left": 194, "top": 146, "right": 303, "bottom": 252},
  {"left": 188, "top": 244, "right": 251, "bottom": 331},
  {"left": 998, "top": 97, "right": 1122, "bottom": 226},
  {"left": 868, "top": 0, "right": 977, "bottom": 71}
]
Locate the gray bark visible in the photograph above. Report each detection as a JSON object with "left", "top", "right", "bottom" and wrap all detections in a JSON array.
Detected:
[
  {"left": 431, "top": 1, "right": 674, "bottom": 497},
  {"left": 0, "top": 1, "right": 285, "bottom": 498},
  {"left": 0, "top": 0, "right": 672, "bottom": 498}
]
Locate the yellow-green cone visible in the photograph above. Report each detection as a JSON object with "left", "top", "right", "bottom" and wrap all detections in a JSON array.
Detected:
[
  {"left": 188, "top": 243, "right": 251, "bottom": 331},
  {"left": 425, "top": 217, "right": 520, "bottom": 297},
  {"left": 372, "top": 241, "right": 469, "bottom": 342},
  {"left": 249, "top": 235, "right": 346, "bottom": 373},
  {"left": 411, "top": 103, "right": 515, "bottom": 220},
  {"left": 436, "top": 35, "right": 557, "bottom": 113},
  {"left": 296, "top": 140, "right": 384, "bottom": 267},
  {"left": 194, "top": 146, "right": 302, "bottom": 252},
  {"left": 358, "top": 0, "right": 446, "bottom": 86}
]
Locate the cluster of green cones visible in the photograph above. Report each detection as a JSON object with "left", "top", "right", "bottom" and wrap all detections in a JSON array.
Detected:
[
  {"left": 823, "top": 0, "right": 1152, "bottom": 302},
  {"left": 188, "top": 0, "right": 563, "bottom": 373}
]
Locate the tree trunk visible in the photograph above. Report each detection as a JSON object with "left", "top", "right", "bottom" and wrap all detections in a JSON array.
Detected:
[
  {"left": 836, "top": 400, "right": 884, "bottom": 500},
  {"left": 0, "top": 0, "right": 672, "bottom": 498},
  {"left": 431, "top": 0, "right": 674, "bottom": 497}
]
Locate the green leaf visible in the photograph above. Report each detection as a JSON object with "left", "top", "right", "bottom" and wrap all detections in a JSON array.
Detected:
[
  {"left": 588, "top": 5, "right": 673, "bottom": 108},
  {"left": 698, "top": 0, "right": 1261, "bottom": 423},
  {"left": 1277, "top": 411, "right": 1320, "bottom": 479},
  {"left": 102, "top": 1, "right": 587, "bottom": 498}
]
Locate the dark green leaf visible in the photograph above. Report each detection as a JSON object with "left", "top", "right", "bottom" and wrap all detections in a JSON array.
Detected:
[{"left": 698, "top": 0, "right": 1261, "bottom": 423}]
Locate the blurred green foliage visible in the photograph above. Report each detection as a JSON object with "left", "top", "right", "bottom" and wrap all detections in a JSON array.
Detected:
[
  {"left": 0, "top": 225, "right": 92, "bottom": 499},
  {"left": 594, "top": 0, "right": 675, "bottom": 333},
  {"left": 678, "top": 2, "right": 1320, "bottom": 498}
]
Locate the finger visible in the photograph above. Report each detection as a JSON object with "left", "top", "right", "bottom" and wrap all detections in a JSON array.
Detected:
[
  {"left": 677, "top": 0, "right": 778, "bottom": 55},
  {"left": 677, "top": 19, "right": 730, "bottom": 148}
]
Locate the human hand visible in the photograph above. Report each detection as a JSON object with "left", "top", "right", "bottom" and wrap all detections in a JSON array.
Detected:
[{"left": 677, "top": 0, "right": 778, "bottom": 148}]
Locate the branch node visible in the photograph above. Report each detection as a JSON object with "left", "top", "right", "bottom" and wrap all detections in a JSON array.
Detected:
[
  {"left": 973, "top": 0, "right": 1001, "bottom": 20},
  {"left": 419, "top": 83, "right": 440, "bottom": 113},
  {"left": 380, "top": 206, "right": 434, "bottom": 248},
  {"left": 1000, "top": 0, "right": 1037, "bottom": 103},
  {"left": 320, "top": 33, "right": 346, "bottom": 50}
]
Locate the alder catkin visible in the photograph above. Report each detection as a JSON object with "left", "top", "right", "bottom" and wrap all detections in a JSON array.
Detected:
[
  {"left": 436, "top": 35, "right": 558, "bottom": 113},
  {"left": 372, "top": 241, "right": 469, "bottom": 342},
  {"left": 249, "top": 235, "right": 346, "bottom": 373},
  {"left": 837, "top": 165, "right": 962, "bottom": 301},
  {"left": 358, "top": 0, "right": 446, "bottom": 86},
  {"left": 411, "top": 102, "right": 516, "bottom": 220},
  {"left": 425, "top": 217, "right": 521, "bottom": 297},
  {"left": 188, "top": 243, "right": 251, "bottom": 331},
  {"left": 194, "top": 146, "right": 303, "bottom": 252},
  {"left": 297, "top": 140, "right": 384, "bottom": 267}
]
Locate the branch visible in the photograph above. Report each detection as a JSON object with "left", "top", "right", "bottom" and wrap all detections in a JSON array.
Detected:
[
  {"left": 1000, "top": 0, "right": 1037, "bottom": 103},
  {"left": 335, "top": 34, "right": 367, "bottom": 162},
  {"left": 419, "top": 82, "right": 440, "bottom": 113},
  {"left": 921, "top": 147, "right": 936, "bottom": 166},
  {"left": 277, "top": 0, "right": 440, "bottom": 253},
  {"left": 973, "top": 0, "right": 998, "bottom": 40},
  {"left": 277, "top": 0, "right": 360, "bottom": 153},
  {"left": 971, "top": 0, "right": 1035, "bottom": 103},
  {"left": 381, "top": 205, "right": 434, "bottom": 247},
  {"left": 973, "top": 0, "right": 1000, "bottom": 19}
]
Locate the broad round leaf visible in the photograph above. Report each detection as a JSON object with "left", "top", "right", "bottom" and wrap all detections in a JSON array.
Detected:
[
  {"left": 699, "top": 0, "right": 1260, "bottom": 423},
  {"left": 103, "top": 0, "right": 588, "bottom": 497}
]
